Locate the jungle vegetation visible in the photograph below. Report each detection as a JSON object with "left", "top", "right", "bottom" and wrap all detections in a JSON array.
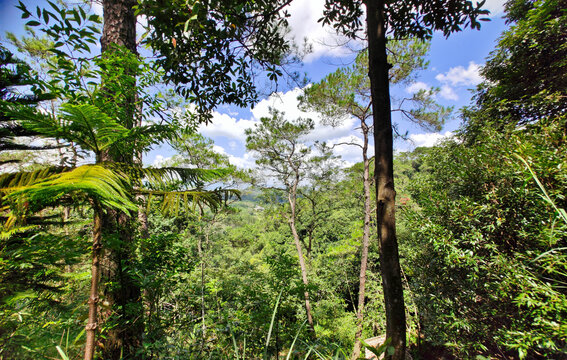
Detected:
[{"left": 0, "top": 0, "right": 565, "bottom": 359}]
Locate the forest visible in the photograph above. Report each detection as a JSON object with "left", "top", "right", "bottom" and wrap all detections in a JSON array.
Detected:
[{"left": 0, "top": 0, "right": 565, "bottom": 359}]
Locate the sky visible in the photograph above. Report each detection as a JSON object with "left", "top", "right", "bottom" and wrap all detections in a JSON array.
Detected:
[{"left": 0, "top": 0, "right": 510, "bottom": 169}]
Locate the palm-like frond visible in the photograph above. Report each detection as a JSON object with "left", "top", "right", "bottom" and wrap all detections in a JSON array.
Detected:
[
  {"left": 137, "top": 167, "right": 233, "bottom": 190},
  {"left": 7, "top": 164, "right": 136, "bottom": 216},
  {"left": 135, "top": 166, "right": 239, "bottom": 215},
  {"left": 13, "top": 103, "right": 130, "bottom": 156},
  {"left": 0, "top": 224, "right": 37, "bottom": 241},
  {"left": 143, "top": 188, "right": 240, "bottom": 215},
  {"left": 0, "top": 167, "right": 65, "bottom": 191}
]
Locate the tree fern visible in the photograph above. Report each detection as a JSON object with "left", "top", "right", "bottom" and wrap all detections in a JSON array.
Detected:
[{"left": 6, "top": 164, "right": 136, "bottom": 218}]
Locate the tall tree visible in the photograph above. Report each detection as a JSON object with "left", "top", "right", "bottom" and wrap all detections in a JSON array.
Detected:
[
  {"left": 320, "top": 1, "right": 489, "bottom": 358},
  {"left": 299, "top": 40, "right": 449, "bottom": 358},
  {"left": 245, "top": 109, "right": 334, "bottom": 333}
]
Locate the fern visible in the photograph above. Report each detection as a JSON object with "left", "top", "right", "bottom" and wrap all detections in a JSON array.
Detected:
[
  {"left": 137, "top": 166, "right": 233, "bottom": 189},
  {"left": 12, "top": 103, "right": 130, "bottom": 156},
  {"left": 0, "top": 167, "right": 65, "bottom": 191},
  {"left": 7, "top": 164, "right": 136, "bottom": 216},
  {"left": 143, "top": 188, "right": 240, "bottom": 215}
]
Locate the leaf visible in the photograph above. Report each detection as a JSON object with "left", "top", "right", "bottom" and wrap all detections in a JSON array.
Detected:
[
  {"left": 55, "top": 346, "right": 70, "bottom": 360},
  {"left": 360, "top": 337, "right": 391, "bottom": 357},
  {"left": 7, "top": 165, "right": 137, "bottom": 216}
]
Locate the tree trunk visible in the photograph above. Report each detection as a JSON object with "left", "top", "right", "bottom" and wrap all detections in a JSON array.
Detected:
[
  {"left": 96, "top": 1, "right": 143, "bottom": 359},
  {"left": 366, "top": 1, "right": 406, "bottom": 359},
  {"left": 288, "top": 180, "right": 315, "bottom": 334},
  {"left": 352, "top": 126, "right": 372, "bottom": 360},
  {"left": 99, "top": 210, "right": 142, "bottom": 360},
  {"left": 84, "top": 201, "right": 103, "bottom": 360}
]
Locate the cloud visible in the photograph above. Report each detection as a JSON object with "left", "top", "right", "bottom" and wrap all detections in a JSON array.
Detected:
[
  {"left": 198, "top": 113, "right": 257, "bottom": 142},
  {"left": 329, "top": 136, "right": 374, "bottom": 166},
  {"left": 408, "top": 131, "right": 453, "bottom": 148},
  {"left": 285, "top": 0, "right": 363, "bottom": 62},
  {"left": 211, "top": 144, "right": 256, "bottom": 169},
  {"left": 436, "top": 62, "right": 483, "bottom": 87},
  {"left": 252, "top": 87, "right": 357, "bottom": 143},
  {"left": 152, "top": 154, "right": 172, "bottom": 167},
  {"left": 228, "top": 152, "right": 257, "bottom": 169},
  {"left": 439, "top": 85, "right": 459, "bottom": 101},
  {"left": 91, "top": 2, "right": 102, "bottom": 16},
  {"left": 406, "top": 81, "right": 430, "bottom": 94}
]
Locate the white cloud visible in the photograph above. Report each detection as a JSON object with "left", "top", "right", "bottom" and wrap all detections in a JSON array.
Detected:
[
  {"left": 436, "top": 62, "right": 483, "bottom": 87},
  {"left": 439, "top": 85, "right": 459, "bottom": 101},
  {"left": 408, "top": 131, "right": 453, "bottom": 148},
  {"left": 91, "top": 2, "right": 102, "bottom": 16},
  {"left": 285, "top": 0, "right": 363, "bottom": 62},
  {"left": 252, "top": 87, "right": 357, "bottom": 143},
  {"left": 211, "top": 144, "right": 256, "bottom": 169},
  {"left": 152, "top": 154, "right": 171, "bottom": 167},
  {"left": 198, "top": 113, "right": 257, "bottom": 142},
  {"left": 406, "top": 81, "right": 430, "bottom": 94},
  {"left": 228, "top": 152, "right": 256, "bottom": 169},
  {"left": 329, "top": 136, "right": 374, "bottom": 165}
]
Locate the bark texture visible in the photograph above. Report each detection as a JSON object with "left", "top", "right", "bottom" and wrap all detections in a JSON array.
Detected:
[
  {"left": 101, "top": 0, "right": 137, "bottom": 54},
  {"left": 366, "top": 1, "right": 406, "bottom": 359},
  {"left": 96, "top": 1, "right": 143, "bottom": 359}
]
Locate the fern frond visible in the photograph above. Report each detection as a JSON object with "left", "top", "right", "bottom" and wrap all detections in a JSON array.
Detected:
[
  {"left": 0, "top": 224, "right": 38, "bottom": 240},
  {"left": 135, "top": 167, "right": 233, "bottom": 189},
  {"left": 0, "top": 167, "right": 66, "bottom": 192},
  {"left": 7, "top": 164, "right": 136, "bottom": 215},
  {"left": 12, "top": 103, "right": 130, "bottom": 155},
  {"left": 141, "top": 188, "right": 240, "bottom": 215}
]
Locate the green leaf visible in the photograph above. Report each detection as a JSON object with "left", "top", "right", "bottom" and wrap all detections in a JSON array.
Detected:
[{"left": 55, "top": 346, "right": 70, "bottom": 360}]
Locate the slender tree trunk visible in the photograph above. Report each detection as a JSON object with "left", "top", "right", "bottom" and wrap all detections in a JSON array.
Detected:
[
  {"left": 197, "top": 234, "right": 206, "bottom": 350},
  {"left": 366, "top": 1, "right": 406, "bottom": 359},
  {"left": 288, "top": 180, "right": 315, "bottom": 334},
  {"left": 84, "top": 201, "right": 103, "bottom": 360},
  {"left": 352, "top": 126, "right": 372, "bottom": 360}
]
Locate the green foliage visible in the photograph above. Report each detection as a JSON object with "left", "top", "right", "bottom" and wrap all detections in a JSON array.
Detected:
[
  {"left": 7, "top": 164, "right": 136, "bottom": 215},
  {"left": 320, "top": 0, "right": 490, "bottom": 40},
  {"left": 0, "top": 45, "right": 55, "bottom": 164},
  {"left": 404, "top": 117, "right": 567, "bottom": 358},
  {"left": 477, "top": 0, "right": 567, "bottom": 124},
  {"left": 136, "top": 0, "right": 295, "bottom": 120},
  {"left": 299, "top": 40, "right": 450, "bottom": 136}
]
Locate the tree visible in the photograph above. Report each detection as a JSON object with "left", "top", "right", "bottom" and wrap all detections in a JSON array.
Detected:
[
  {"left": 475, "top": 0, "right": 567, "bottom": 126},
  {"left": 11, "top": 2, "right": 239, "bottom": 357},
  {"left": 401, "top": 1, "right": 567, "bottom": 358},
  {"left": 320, "top": 1, "right": 489, "bottom": 358},
  {"left": 299, "top": 40, "right": 450, "bottom": 358},
  {"left": 245, "top": 109, "right": 335, "bottom": 334}
]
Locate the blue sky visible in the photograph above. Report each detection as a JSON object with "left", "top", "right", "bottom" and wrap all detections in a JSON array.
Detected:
[{"left": 0, "top": 0, "right": 510, "bottom": 169}]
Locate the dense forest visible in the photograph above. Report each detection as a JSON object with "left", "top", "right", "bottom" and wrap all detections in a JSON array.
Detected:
[{"left": 0, "top": 0, "right": 565, "bottom": 359}]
